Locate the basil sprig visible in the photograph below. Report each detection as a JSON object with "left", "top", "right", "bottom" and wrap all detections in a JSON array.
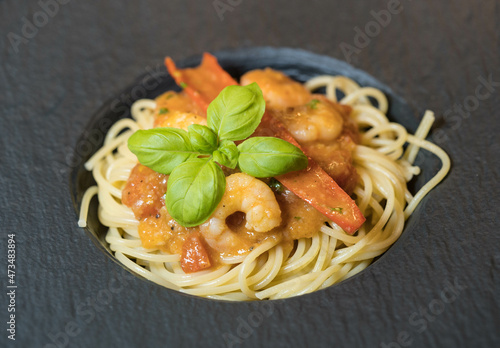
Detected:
[{"left": 128, "top": 83, "right": 308, "bottom": 227}]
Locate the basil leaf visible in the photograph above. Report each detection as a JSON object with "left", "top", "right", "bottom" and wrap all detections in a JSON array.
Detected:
[
  {"left": 128, "top": 128, "right": 200, "bottom": 175},
  {"left": 166, "top": 158, "right": 226, "bottom": 227},
  {"left": 213, "top": 140, "right": 239, "bottom": 169},
  {"left": 207, "top": 83, "right": 265, "bottom": 141},
  {"left": 237, "top": 137, "right": 308, "bottom": 177},
  {"left": 188, "top": 124, "right": 218, "bottom": 153}
]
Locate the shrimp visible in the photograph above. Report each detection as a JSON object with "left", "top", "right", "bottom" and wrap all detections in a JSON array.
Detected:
[
  {"left": 154, "top": 110, "right": 206, "bottom": 130},
  {"left": 154, "top": 91, "right": 204, "bottom": 116},
  {"left": 240, "top": 68, "right": 311, "bottom": 110},
  {"left": 199, "top": 173, "right": 282, "bottom": 255},
  {"left": 153, "top": 91, "right": 206, "bottom": 130},
  {"left": 274, "top": 96, "right": 344, "bottom": 144},
  {"left": 241, "top": 69, "right": 344, "bottom": 143}
]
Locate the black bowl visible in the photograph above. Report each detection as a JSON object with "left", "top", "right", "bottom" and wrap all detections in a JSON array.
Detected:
[{"left": 69, "top": 47, "right": 432, "bottom": 298}]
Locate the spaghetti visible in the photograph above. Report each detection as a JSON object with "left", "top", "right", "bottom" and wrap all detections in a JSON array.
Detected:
[{"left": 79, "top": 72, "right": 449, "bottom": 301}]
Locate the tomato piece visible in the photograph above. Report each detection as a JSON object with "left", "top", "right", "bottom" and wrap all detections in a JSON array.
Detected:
[
  {"left": 165, "top": 53, "right": 237, "bottom": 111},
  {"left": 181, "top": 234, "right": 212, "bottom": 273},
  {"left": 122, "top": 164, "right": 168, "bottom": 220}
]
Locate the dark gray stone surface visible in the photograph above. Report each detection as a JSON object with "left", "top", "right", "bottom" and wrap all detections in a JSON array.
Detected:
[{"left": 0, "top": 1, "right": 499, "bottom": 347}]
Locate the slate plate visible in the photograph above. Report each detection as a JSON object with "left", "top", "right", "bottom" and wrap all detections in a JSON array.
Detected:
[{"left": 7, "top": 46, "right": 496, "bottom": 348}]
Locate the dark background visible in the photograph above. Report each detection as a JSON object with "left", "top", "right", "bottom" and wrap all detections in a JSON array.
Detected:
[{"left": 1, "top": 1, "right": 499, "bottom": 347}]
